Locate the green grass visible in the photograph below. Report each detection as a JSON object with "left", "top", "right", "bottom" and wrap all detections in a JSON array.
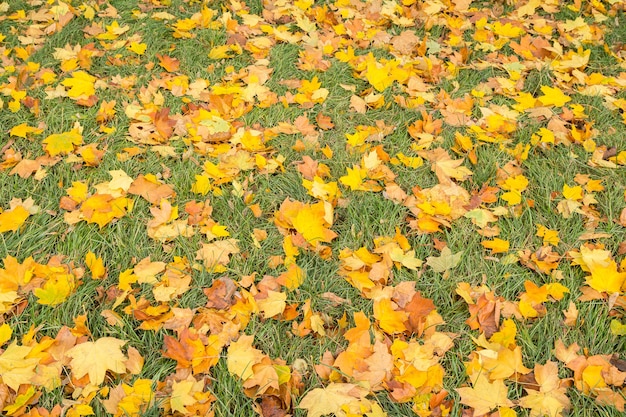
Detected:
[{"left": 1, "top": 0, "right": 626, "bottom": 416}]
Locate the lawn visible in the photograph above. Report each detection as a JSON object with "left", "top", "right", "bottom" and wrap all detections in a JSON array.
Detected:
[{"left": 1, "top": 0, "right": 626, "bottom": 416}]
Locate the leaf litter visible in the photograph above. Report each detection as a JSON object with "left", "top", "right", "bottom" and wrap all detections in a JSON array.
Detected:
[{"left": 0, "top": 0, "right": 625, "bottom": 416}]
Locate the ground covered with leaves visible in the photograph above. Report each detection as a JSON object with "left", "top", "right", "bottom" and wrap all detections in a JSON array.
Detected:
[{"left": 1, "top": 0, "right": 626, "bottom": 416}]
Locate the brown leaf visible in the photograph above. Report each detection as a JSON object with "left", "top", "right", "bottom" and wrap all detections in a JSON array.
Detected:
[
  {"left": 321, "top": 292, "right": 351, "bottom": 306},
  {"left": 128, "top": 174, "right": 176, "bottom": 205},
  {"left": 255, "top": 395, "right": 289, "bottom": 417},
  {"left": 467, "top": 294, "right": 499, "bottom": 338},
  {"left": 0, "top": 383, "right": 9, "bottom": 411},
  {"left": 610, "top": 355, "right": 626, "bottom": 372},
  {"left": 204, "top": 277, "right": 238, "bottom": 310},
  {"left": 153, "top": 108, "right": 176, "bottom": 139},
  {"left": 315, "top": 112, "right": 334, "bottom": 130},
  {"left": 162, "top": 332, "right": 194, "bottom": 369},
  {"left": 404, "top": 292, "right": 436, "bottom": 336}
]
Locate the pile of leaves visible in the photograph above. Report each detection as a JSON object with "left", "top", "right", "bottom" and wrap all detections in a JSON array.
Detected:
[{"left": 1, "top": 0, "right": 626, "bottom": 416}]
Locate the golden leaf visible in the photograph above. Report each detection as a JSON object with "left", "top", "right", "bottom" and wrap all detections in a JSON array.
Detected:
[
  {"left": 458, "top": 374, "right": 514, "bottom": 416},
  {"left": 65, "top": 337, "right": 129, "bottom": 385},
  {"left": 42, "top": 129, "right": 83, "bottom": 156}
]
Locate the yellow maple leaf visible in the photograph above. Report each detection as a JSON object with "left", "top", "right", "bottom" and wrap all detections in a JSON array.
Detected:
[
  {"left": 96, "top": 99, "right": 117, "bottom": 124},
  {"left": 133, "top": 257, "right": 166, "bottom": 285},
  {"left": 458, "top": 374, "right": 514, "bottom": 416},
  {"left": 78, "top": 143, "right": 105, "bottom": 166},
  {"left": 85, "top": 251, "right": 106, "bottom": 279},
  {"left": 278, "top": 263, "right": 304, "bottom": 290},
  {"left": 492, "top": 21, "right": 525, "bottom": 38},
  {"left": 536, "top": 224, "right": 560, "bottom": 246},
  {"left": 116, "top": 379, "right": 153, "bottom": 415},
  {"left": 500, "top": 175, "right": 528, "bottom": 206},
  {"left": 425, "top": 148, "right": 473, "bottom": 184},
  {"left": 65, "top": 404, "right": 94, "bottom": 417},
  {"left": 586, "top": 261, "right": 626, "bottom": 293},
  {"left": 502, "top": 175, "right": 529, "bottom": 192},
  {"left": 42, "top": 128, "right": 83, "bottom": 156},
  {"left": 562, "top": 184, "right": 583, "bottom": 201},
  {"left": 393, "top": 152, "right": 423, "bottom": 168},
  {"left": 389, "top": 246, "right": 422, "bottom": 270},
  {"left": 0, "top": 205, "right": 30, "bottom": 233},
  {"left": 581, "top": 365, "right": 607, "bottom": 394},
  {"left": 0, "top": 323, "right": 12, "bottom": 346},
  {"left": 257, "top": 290, "right": 287, "bottom": 318},
  {"left": 575, "top": 246, "right": 611, "bottom": 272},
  {"left": 80, "top": 194, "right": 130, "bottom": 228},
  {"left": 0, "top": 342, "right": 40, "bottom": 391},
  {"left": 519, "top": 281, "right": 568, "bottom": 318},
  {"left": 531, "top": 128, "right": 555, "bottom": 146},
  {"left": 490, "top": 319, "right": 517, "bottom": 349},
  {"left": 519, "top": 361, "right": 570, "bottom": 417},
  {"left": 195, "top": 238, "right": 240, "bottom": 272},
  {"left": 481, "top": 238, "right": 510, "bottom": 254},
  {"left": 66, "top": 181, "right": 89, "bottom": 203},
  {"left": 480, "top": 345, "right": 531, "bottom": 380},
  {"left": 0, "top": 290, "right": 20, "bottom": 315},
  {"left": 117, "top": 269, "right": 137, "bottom": 292},
  {"left": 127, "top": 41, "right": 147, "bottom": 55},
  {"left": 340, "top": 166, "right": 368, "bottom": 191},
  {"left": 538, "top": 86, "right": 571, "bottom": 107},
  {"left": 226, "top": 335, "right": 265, "bottom": 380},
  {"left": 0, "top": 255, "right": 36, "bottom": 290},
  {"left": 545, "top": 283, "right": 568, "bottom": 299},
  {"left": 208, "top": 44, "right": 243, "bottom": 59},
  {"left": 9, "top": 123, "right": 43, "bottom": 138},
  {"left": 298, "top": 383, "right": 369, "bottom": 417},
  {"left": 33, "top": 272, "right": 73, "bottom": 305},
  {"left": 373, "top": 297, "right": 408, "bottom": 334},
  {"left": 365, "top": 59, "right": 394, "bottom": 92},
  {"left": 512, "top": 91, "right": 538, "bottom": 111},
  {"left": 282, "top": 235, "right": 300, "bottom": 266},
  {"left": 169, "top": 375, "right": 206, "bottom": 414},
  {"left": 107, "top": 170, "right": 134, "bottom": 193},
  {"left": 61, "top": 70, "right": 96, "bottom": 98},
  {"left": 289, "top": 202, "right": 337, "bottom": 246},
  {"left": 303, "top": 176, "right": 341, "bottom": 201},
  {"left": 96, "top": 20, "right": 130, "bottom": 40},
  {"left": 192, "top": 174, "right": 212, "bottom": 195},
  {"left": 65, "top": 337, "right": 128, "bottom": 385}
]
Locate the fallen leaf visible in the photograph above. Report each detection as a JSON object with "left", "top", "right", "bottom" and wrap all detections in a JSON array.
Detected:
[
  {"left": 65, "top": 337, "right": 130, "bottom": 385},
  {"left": 298, "top": 383, "right": 369, "bottom": 417},
  {"left": 42, "top": 129, "right": 83, "bottom": 156},
  {"left": 227, "top": 335, "right": 265, "bottom": 380},
  {"left": 0, "top": 205, "right": 30, "bottom": 233},
  {"left": 426, "top": 246, "right": 463, "bottom": 273},
  {"left": 519, "top": 361, "right": 571, "bottom": 417},
  {"left": 481, "top": 238, "right": 510, "bottom": 254},
  {"left": 458, "top": 374, "right": 514, "bottom": 416}
]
